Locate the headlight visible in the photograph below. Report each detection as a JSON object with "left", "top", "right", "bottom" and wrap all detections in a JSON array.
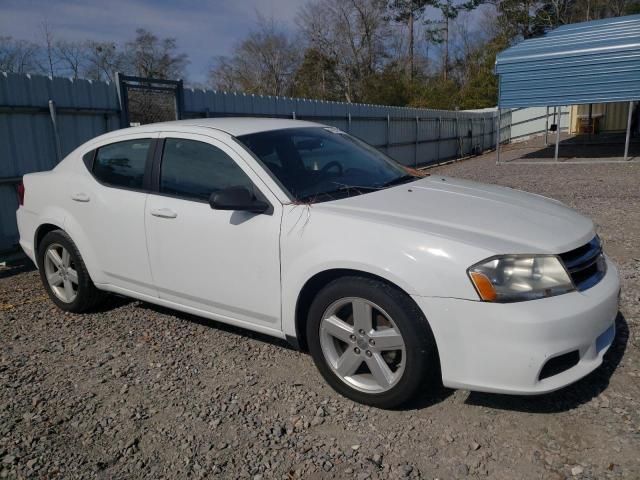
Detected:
[{"left": 467, "top": 255, "right": 574, "bottom": 302}]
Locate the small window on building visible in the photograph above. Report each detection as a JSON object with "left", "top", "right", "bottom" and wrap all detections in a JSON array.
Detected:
[{"left": 93, "top": 139, "right": 151, "bottom": 189}]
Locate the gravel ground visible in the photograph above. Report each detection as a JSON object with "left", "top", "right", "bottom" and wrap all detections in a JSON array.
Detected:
[{"left": 1, "top": 147, "right": 639, "bottom": 480}]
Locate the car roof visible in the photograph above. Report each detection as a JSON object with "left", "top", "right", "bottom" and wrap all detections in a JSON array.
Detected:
[{"left": 106, "top": 117, "right": 326, "bottom": 138}]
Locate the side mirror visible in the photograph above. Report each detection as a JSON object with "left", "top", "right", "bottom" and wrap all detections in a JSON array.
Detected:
[{"left": 209, "top": 186, "right": 269, "bottom": 214}]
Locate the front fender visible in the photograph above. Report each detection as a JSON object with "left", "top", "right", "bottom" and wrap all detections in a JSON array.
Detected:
[{"left": 279, "top": 205, "right": 488, "bottom": 338}]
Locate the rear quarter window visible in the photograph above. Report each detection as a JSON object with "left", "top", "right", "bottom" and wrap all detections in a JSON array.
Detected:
[{"left": 92, "top": 139, "right": 151, "bottom": 189}]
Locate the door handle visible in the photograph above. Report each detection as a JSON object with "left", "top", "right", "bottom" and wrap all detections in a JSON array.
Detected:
[
  {"left": 150, "top": 208, "right": 177, "bottom": 219},
  {"left": 71, "top": 192, "right": 90, "bottom": 202}
]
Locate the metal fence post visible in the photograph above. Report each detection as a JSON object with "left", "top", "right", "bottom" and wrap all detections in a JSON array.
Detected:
[
  {"left": 544, "top": 106, "right": 549, "bottom": 146},
  {"left": 554, "top": 106, "right": 561, "bottom": 161},
  {"left": 455, "top": 113, "right": 460, "bottom": 157},
  {"left": 386, "top": 114, "right": 391, "bottom": 153},
  {"left": 175, "top": 79, "right": 185, "bottom": 120},
  {"left": 437, "top": 117, "right": 442, "bottom": 162},
  {"left": 414, "top": 116, "right": 419, "bottom": 167},
  {"left": 115, "top": 72, "right": 129, "bottom": 128},
  {"left": 347, "top": 111, "right": 352, "bottom": 133},
  {"left": 292, "top": 111, "right": 296, "bottom": 119},
  {"left": 624, "top": 100, "right": 633, "bottom": 160},
  {"left": 48, "top": 100, "right": 62, "bottom": 162},
  {"left": 495, "top": 108, "right": 501, "bottom": 165}
]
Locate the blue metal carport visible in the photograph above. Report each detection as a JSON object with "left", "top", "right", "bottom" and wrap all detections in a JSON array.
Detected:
[{"left": 495, "top": 14, "right": 640, "bottom": 161}]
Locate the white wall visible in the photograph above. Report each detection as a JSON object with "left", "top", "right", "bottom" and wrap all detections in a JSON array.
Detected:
[{"left": 509, "top": 106, "right": 570, "bottom": 143}]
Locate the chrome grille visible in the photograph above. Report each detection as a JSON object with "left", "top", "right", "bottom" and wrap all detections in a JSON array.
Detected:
[{"left": 559, "top": 236, "right": 606, "bottom": 291}]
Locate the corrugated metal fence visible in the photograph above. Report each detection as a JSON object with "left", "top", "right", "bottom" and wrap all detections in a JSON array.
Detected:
[
  {"left": 182, "top": 90, "right": 502, "bottom": 167},
  {"left": 0, "top": 72, "right": 504, "bottom": 252}
]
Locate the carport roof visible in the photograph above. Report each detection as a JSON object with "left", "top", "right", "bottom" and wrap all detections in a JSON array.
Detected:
[{"left": 495, "top": 14, "right": 640, "bottom": 108}]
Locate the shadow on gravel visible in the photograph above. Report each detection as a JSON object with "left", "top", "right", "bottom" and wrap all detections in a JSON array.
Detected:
[
  {"left": 403, "top": 385, "right": 455, "bottom": 411},
  {"left": 464, "top": 312, "right": 628, "bottom": 414},
  {"left": 137, "top": 301, "right": 453, "bottom": 410},
  {"left": 0, "top": 253, "right": 35, "bottom": 279},
  {"left": 520, "top": 134, "right": 640, "bottom": 160},
  {"left": 137, "top": 302, "right": 296, "bottom": 351},
  {"left": 92, "top": 295, "right": 135, "bottom": 312}
]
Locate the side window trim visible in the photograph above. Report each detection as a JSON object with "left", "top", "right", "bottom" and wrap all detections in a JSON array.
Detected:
[
  {"left": 84, "top": 137, "right": 156, "bottom": 193},
  {"left": 145, "top": 138, "right": 162, "bottom": 192},
  {"left": 150, "top": 135, "right": 274, "bottom": 214},
  {"left": 82, "top": 150, "right": 96, "bottom": 171},
  {"left": 150, "top": 138, "right": 165, "bottom": 193}
]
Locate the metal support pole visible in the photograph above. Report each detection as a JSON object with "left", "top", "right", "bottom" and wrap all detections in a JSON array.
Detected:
[
  {"left": 554, "top": 106, "right": 561, "bottom": 162},
  {"left": 414, "top": 116, "right": 419, "bottom": 167},
  {"left": 48, "top": 100, "right": 62, "bottom": 162},
  {"left": 347, "top": 112, "right": 352, "bottom": 133},
  {"left": 624, "top": 100, "right": 634, "bottom": 160},
  {"left": 544, "top": 106, "right": 549, "bottom": 146},
  {"left": 481, "top": 116, "right": 485, "bottom": 152},
  {"left": 495, "top": 108, "right": 501, "bottom": 165}
]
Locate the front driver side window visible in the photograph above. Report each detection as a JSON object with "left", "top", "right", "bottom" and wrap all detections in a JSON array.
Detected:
[{"left": 160, "top": 138, "right": 254, "bottom": 202}]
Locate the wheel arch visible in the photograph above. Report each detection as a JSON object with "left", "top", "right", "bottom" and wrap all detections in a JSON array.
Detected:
[
  {"left": 34, "top": 222, "right": 65, "bottom": 260},
  {"left": 293, "top": 268, "right": 423, "bottom": 352}
]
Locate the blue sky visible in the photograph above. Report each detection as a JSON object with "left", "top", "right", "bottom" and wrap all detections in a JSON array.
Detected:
[{"left": 0, "top": 0, "right": 301, "bottom": 84}]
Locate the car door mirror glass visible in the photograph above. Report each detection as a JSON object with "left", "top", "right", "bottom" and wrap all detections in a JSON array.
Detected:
[{"left": 209, "top": 186, "right": 269, "bottom": 214}]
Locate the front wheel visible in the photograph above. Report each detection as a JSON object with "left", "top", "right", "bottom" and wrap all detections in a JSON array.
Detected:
[{"left": 306, "top": 276, "right": 439, "bottom": 409}]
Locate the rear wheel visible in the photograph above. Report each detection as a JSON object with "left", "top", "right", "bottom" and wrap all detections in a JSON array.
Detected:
[
  {"left": 307, "top": 276, "right": 439, "bottom": 408},
  {"left": 37, "top": 230, "right": 105, "bottom": 312}
]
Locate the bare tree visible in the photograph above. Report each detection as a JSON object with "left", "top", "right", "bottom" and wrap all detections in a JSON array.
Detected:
[
  {"left": 55, "top": 40, "right": 87, "bottom": 79},
  {"left": 124, "top": 28, "right": 189, "bottom": 79},
  {"left": 40, "top": 20, "right": 57, "bottom": 76},
  {"left": 298, "top": 0, "right": 390, "bottom": 102},
  {"left": 84, "top": 41, "right": 125, "bottom": 82},
  {"left": 209, "top": 17, "right": 300, "bottom": 96},
  {"left": 0, "top": 36, "right": 42, "bottom": 73}
]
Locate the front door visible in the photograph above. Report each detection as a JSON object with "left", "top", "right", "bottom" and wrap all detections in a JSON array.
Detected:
[{"left": 144, "top": 133, "right": 282, "bottom": 332}]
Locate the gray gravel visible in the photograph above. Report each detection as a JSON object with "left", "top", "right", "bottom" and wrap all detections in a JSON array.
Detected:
[{"left": 1, "top": 148, "right": 639, "bottom": 479}]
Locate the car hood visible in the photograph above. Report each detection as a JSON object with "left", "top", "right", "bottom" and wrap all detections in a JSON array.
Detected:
[{"left": 318, "top": 176, "right": 594, "bottom": 254}]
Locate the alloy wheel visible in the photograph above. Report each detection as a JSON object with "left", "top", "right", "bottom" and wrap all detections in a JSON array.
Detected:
[
  {"left": 43, "top": 243, "right": 78, "bottom": 303},
  {"left": 319, "top": 297, "right": 406, "bottom": 393}
]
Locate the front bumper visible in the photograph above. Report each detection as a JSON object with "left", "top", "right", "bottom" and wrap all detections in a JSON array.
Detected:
[{"left": 413, "top": 257, "right": 620, "bottom": 395}]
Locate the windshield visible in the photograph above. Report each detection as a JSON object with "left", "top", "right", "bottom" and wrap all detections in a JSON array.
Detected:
[{"left": 237, "top": 127, "right": 417, "bottom": 203}]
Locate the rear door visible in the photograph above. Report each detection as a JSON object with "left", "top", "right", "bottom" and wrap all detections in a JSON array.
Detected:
[
  {"left": 144, "top": 132, "right": 283, "bottom": 333},
  {"left": 68, "top": 134, "right": 157, "bottom": 296}
]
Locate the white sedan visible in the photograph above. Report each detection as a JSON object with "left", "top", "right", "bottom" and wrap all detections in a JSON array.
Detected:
[{"left": 16, "top": 118, "right": 619, "bottom": 408}]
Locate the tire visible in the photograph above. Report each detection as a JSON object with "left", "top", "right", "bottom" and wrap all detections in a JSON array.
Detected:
[
  {"left": 37, "top": 229, "right": 106, "bottom": 312},
  {"left": 306, "top": 275, "right": 439, "bottom": 409}
]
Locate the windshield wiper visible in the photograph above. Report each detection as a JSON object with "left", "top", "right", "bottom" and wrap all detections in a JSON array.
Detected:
[
  {"left": 379, "top": 174, "right": 418, "bottom": 188},
  {"left": 296, "top": 185, "right": 380, "bottom": 203}
]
